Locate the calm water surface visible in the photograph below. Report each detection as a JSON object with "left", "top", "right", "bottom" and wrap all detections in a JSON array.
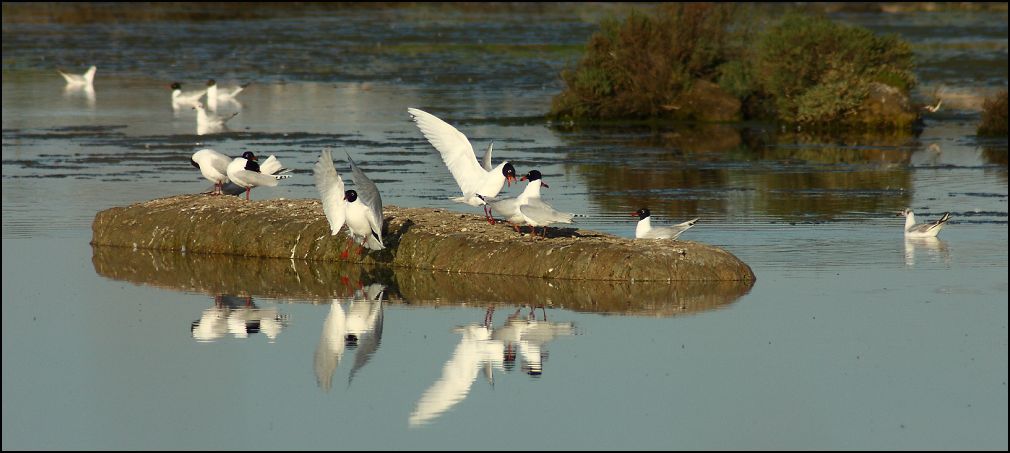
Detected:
[{"left": 2, "top": 5, "right": 1007, "bottom": 450}]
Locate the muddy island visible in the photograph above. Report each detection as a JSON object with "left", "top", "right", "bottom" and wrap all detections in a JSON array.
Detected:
[{"left": 91, "top": 195, "right": 755, "bottom": 282}]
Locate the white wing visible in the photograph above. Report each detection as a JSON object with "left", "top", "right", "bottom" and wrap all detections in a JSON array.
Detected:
[
  {"left": 481, "top": 141, "right": 494, "bottom": 172},
  {"left": 259, "top": 155, "right": 287, "bottom": 176},
  {"left": 643, "top": 218, "right": 698, "bottom": 240},
  {"left": 408, "top": 108, "right": 489, "bottom": 196},
  {"left": 192, "top": 148, "right": 231, "bottom": 174},
  {"left": 520, "top": 201, "right": 575, "bottom": 226},
  {"left": 83, "top": 65, "right": 97, "bottom": 84},
  {"left": 345, "top": 152, "right": 384, "bottom": 249},
  {"left": 313, "top": 149, "right": 346, "bottom": 236}
]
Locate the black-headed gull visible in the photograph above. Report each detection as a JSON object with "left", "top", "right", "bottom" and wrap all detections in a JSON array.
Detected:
[
  {"left": 193, "top": 102, "right": 238, "bottom": 135},
  {"left": 170, "top": 82, "right": 206, "bottom": 110},
  {"left": 58, "top": 65, "right": 96, "bottom": 87},
  {"left": 190, "top": 148, "right": 231, "bottom": 195},
  {"left": 479, "top": 169, "right": 550, "bottom": 230},
  {"left": 407, "top": 108, "right": 517, "bottom": 222},
  {"left": 633, "top": 208, "right": 698, "bottom": 240},
  {"left": 313, "top": 149, "right": 385, "bottom": 257},
  {"left": 226, "top": 151, "right": 291, "bottom": 200},
  {"left": 205, "top": 79, "right": 249, "bottom": 111},
  {"left": 897, "top": 208, "right": 950, "bottom": 238},
  {"left": 312, "top": 282, "right": 385, "bottom": 392}
]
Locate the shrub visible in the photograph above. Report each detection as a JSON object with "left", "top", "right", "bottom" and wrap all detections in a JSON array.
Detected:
[
  {"left": 752, "top": 14, "right": 916, "bottom": 125},
  {"left": 549, "top": 4, "right": 745, "bottom": 121},
  {"left": 978, "top": 90, "right": 1008, "bottom": 136}
]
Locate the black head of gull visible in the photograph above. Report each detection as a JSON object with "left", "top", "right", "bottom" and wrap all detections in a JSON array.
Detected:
[
  {"left": 633, "top": 208, "right": 651, "bottom": 220},
  {"left": 206, "top": 79, "right": 216, "bottom": 87},
  {"left": 344, "top": 189, "right": 358, "bottom": 203},
  {"left": 521, "top": 169, "right": 548, "bottom": 188},
  {"left": 502, "top": 162, "right": 517, "bottom": 186}
]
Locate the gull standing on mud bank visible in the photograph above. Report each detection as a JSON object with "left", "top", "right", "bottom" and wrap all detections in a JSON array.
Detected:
[
  {"left": 479, "top": 170, "right": 560, "bottom": 233},
  {"left": 633, "top": 208, "right": 698, "bottom": 240},
  {"left": 314, "top": 149, "right": 385, "bottom": 257},
  {"left": 190, "top": 148, "right": 231, "bottom": 195},
  {"left": 226, "top": 151, "right": 291, "bottom": 200},
  {"left": 897, "top": 208, "right": 951, "bottom": 238},
  {"left": 407, "top": 108, "right": 518, "bottom": 222}
]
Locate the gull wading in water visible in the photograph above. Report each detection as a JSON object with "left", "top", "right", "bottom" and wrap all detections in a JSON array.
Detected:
[
  {"left": 190, "top": 148, "right": 232, "bottom": 195},
  {"left": 633, "top": 208, "right": 698, "bottom": 240},
  {"left": 897, "top": 208, "right": 951, "bottom": 238},
  {"left": 193, "top": 102, "right": 238, "bottom": 135},
  {"left": 407, "top": 108, "right": 517, "bottom": 223},
  {"left": 205, "top": 79, "right": 249, "bottom": 111},
  {"left": 58, "top": 65, "right": 96, "bottom": 87},
  {"left": 170, "top": 82, "right": 207, "bottom": 110},
  {"left": 313, "top": 149, "right": 385, "bottom": 257},
  {"left": 225, "top": 151, "right": 291, "bottom": 200}
]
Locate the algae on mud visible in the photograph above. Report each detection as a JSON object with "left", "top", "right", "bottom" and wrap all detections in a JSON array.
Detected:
[{"left": 91, "top": 195, "right": 755, "bottom": 283}]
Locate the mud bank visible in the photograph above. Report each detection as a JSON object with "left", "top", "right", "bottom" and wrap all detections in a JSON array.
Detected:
[{"left": 91, "top": 195, "right": 755, "bottom": 282}]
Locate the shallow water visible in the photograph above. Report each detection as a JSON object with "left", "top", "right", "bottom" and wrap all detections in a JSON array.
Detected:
[{"left": 2, "top": 5, "right": 1008, "bottom": 450}]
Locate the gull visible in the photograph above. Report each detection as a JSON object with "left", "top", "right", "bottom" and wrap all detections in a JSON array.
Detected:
[
  {"left": 205, "top": 78, "right": 249, "bottom": 111},
  {"left": 313, "top": 149, "right": 385, "bottom": 257},
  {"left": 193, "top": 102, "right": 238, "bottom": 135},
  {"left": 190, "top": 295, "right": 287, "bottom": 342},
  {"left": 190, "top": 148, "right": 231, "bottom": 195},
  {"left": 923, "top": 98, "right": 942, "bottom": 113},
  {"left": 514, "top": 175, "right": 576, "bottom": 237},
  {"left": 479, "top": 169, "right": 551, "bottom": 231},
  {"left": 633, "top": 208, "right": 698, "bottom": 240},
  {"left": 226, "top": 151, "right": 291, "bottom": 200},
  {"left": 170, "top": 82, "right": 207, "bottom": 110},
  {"left": 407, "top": 108, "right": 517, "bottom": 222},
  {"left": 58, "top": 65, "right": 96, "bottom": 87},
  {"left": 897, "top": 208, "right": 950, "bottom": 238}
]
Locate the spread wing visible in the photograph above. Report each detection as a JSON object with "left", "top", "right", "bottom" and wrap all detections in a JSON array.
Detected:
[
  {"left": 481, "top": 141, "right": 494, "bottom": 172},
  {"left": 346, "top": 152, "right": 384, "bottom": 249},
  {"left": 313, "top": 149, "right": 346, "bottom": 236},
  {"left": 408, "top": 108, "right": 489, "bottom": 196}
]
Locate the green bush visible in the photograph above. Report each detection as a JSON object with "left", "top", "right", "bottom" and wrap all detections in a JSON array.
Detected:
[
  {"left": 978, "top": 90, "right": 1008, "bottom": 136},
  {"left": 752, "top": 14, "right": 916, "bottom": 125},
  {"left": 549, "top": 4, "right": 744, "bottom": 120}
]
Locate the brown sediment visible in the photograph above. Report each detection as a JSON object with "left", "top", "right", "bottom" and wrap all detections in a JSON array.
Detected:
[
  {"left": 91, "top": 245, "right": 753, "bottom": 316},
  {"left": 91, "top": 194, "right": 755, "bottom": 282}
]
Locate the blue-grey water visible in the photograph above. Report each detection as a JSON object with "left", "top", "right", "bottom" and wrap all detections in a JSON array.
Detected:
[{"left": 2, "top": 4, "right": 1007, "bottom": 450}]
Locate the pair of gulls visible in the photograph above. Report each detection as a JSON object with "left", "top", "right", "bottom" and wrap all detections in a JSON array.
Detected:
[
  {"left": 407, "top": 108, "right": 698, "bottom": 240},
  {"left": 189, "top": 149, "right": 291, "bottom": 200},
  {"left": 171, "top": 80, "right": 248, "bottom": 134}
]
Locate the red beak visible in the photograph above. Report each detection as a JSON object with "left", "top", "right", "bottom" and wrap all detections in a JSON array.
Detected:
[
  {"left": 630, "top": 212, "right": 639, "bottom": 217},
  {"left": 541, "top": 181, "right": 549, "bottom": 188}
]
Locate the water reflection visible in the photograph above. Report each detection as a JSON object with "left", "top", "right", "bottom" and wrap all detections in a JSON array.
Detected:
[
  {"left": 314, "top": 283, "right": 385, "bottom": 392},
  {"left": 903, "top": 237, "right": 952, "bottom": 267},
  {"left": 190, "top": 295, "right": 288, "bottom": 342},
  {"left": 408, "top": 305, "right": 574, "bottom": 427},
  {"left": 62, "top": 84, "right": 95, "bottom": 109},
  {"left": 562, "top": 126, "right": 917, "bottom": 221},
  {"left": 92, "top": 246, "right": 752, "bottom": 316}
]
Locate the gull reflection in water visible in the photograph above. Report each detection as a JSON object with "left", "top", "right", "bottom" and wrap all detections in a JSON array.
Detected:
[
  {"left": 62, "top": 84, "right": 96, "bottom": 109},
  {"left": 314, "top": 283, "right": 385, "bottom": 393},
  {"left": 190, "top": 295, "right": 288, "bottom": 343},
  {"left": 904, "top": 237, "right": 951, "bottom": 267},
  {"left": 409, "top": 305, "right": 574, "bottom": 427}
]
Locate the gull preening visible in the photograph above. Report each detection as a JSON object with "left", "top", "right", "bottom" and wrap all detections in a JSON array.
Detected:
[
  {"left": 58, "top": 65, "right": 96, "bottom": 87},
  {"left": 633, "top": 208, "right": 698, "bottom": 240},
  {"left": 170, "top": 82, "right": 207, "bottom": 110},
  {"left": 225, "top": 151, "right": 291, "bottom": 200},
  {"left": 897, "top": 208, "right": 950, "bottom": 238},
  {"left": 194, "top": 102, "right": 238, "bottom": 135},
  {"left": 190, "top": 148, "right": 231, "bottom": 195},
  {"left": 407, "top": 108, "right": 517, "bottom": 222},
  {"left": 205, "top": 79, "right": 249, "bottom": 111},
  {"left": 313, "top": 149, "right": 385, "bottom": 257}
]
